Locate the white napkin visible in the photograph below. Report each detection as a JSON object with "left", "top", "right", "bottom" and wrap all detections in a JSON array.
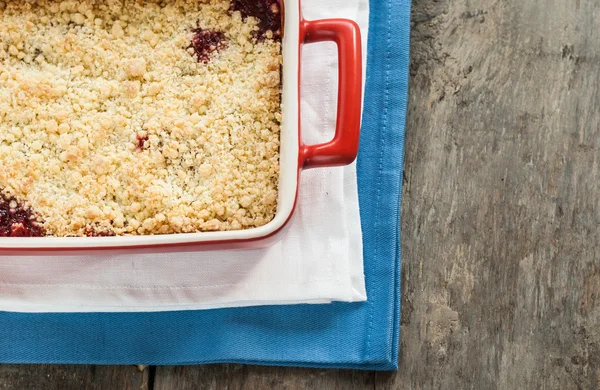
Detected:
[{"left": 0, "top": 0, "right": 369, "bottom": 313}]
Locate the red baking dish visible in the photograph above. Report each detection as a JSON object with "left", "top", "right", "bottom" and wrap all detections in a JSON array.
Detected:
[{"left": 0, "top": 0, "right": 362, "bottom": 250}]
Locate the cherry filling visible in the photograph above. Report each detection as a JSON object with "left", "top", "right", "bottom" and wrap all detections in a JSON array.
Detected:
[
  {"left": 188, "top": 28, "right": 227, "bottom": 63},
  {"left": 0, "top": 193, "right": 45, "bottom": 237},
  {"left": 136, "top": 134, "right": 149, "bottom": 150},
  {"left": 230, "top": 0, "right": 282, "bottom": 40}
]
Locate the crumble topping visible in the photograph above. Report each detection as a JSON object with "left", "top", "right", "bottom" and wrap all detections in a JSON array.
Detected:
[{"left": 0, "top": 0, "right": 282, "bottom": 236}]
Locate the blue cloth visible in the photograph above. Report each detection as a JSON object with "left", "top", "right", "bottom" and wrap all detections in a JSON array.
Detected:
[{"left": 0, "top": 0, "right": 410, "bottom": 370}]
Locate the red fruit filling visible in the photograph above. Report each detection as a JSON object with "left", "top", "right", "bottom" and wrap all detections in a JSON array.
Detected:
[
  {"left": 230, "top": 0, "right": 282, "bottom": 40},
  {"left": 188, "top": 28, "right": 227, "bottom": 63},
  {"left": 136, "top": 134, "right": 149, "bottom": 150},
  {"left": 0, "top": 193, "right": 45, "bottom": 237}
]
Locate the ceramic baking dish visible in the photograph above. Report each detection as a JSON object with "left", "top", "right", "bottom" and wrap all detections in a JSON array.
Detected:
[{"left": 0, "top": 0, "right": 362, "bottom": 250}]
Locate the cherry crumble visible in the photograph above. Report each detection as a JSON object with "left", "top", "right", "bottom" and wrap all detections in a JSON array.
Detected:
[{"left": 0, "top": 0, "right": 282, "bottom": 237}]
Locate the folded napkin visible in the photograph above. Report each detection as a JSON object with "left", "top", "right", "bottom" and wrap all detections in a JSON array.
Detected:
[
  {"left": 0, "top": 0, "right": 369, "bottom": 313},
  {"left": 0, "top": 0, "right": 409, "bottom": 370}
]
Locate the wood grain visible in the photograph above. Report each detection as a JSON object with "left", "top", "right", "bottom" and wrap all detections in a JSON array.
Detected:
[
  {"left": 397, "top": 0, "right": 600, "bottom": 388},
  {"left": 153, "top": 365, "right": 376, "bottom": 390},
  {"left": 0, "top": 365, "right": 149, "bottom": 390},
  {"left": 3, "top": 0, "right": 600, "bottom": 388}
]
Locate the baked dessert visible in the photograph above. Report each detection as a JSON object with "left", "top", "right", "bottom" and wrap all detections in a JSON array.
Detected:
[{"left": 0, "top": 0, "right": 282, "bottom": 237}]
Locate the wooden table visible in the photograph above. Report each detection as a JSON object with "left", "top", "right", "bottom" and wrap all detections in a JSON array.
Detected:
[{"left": 2, "top": 0, "right": 600, "bottom": 388}]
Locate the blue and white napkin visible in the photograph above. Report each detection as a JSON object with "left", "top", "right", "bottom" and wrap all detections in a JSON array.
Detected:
[
  {"left": 0, "top": 0, "right": 369, "bottom": 312},
  {"left": 0, "top": 0, "right": 409, "bottom": 370}
]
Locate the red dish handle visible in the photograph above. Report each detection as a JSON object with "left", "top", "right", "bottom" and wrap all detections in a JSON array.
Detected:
[{"left": 300, "top": 18, "right": 362, "bottom": 169}]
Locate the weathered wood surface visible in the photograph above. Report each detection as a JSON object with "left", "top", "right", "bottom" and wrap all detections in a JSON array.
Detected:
[
  {"left": 153, "top": 366, "right": 378, "bottom": 390},
  {"left": 0, "top": 365, "right": 149, "bottom": 389},
  {"left": 399, "top": 0, "right": 600, "bottom": 388},
  {"left": 2, "top": 0, "right": 600, "bottom": 388}
]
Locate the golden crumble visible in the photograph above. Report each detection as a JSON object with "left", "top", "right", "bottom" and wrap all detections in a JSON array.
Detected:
[{"left": 0, "top": 0, "right": 282, "bottom": 236}]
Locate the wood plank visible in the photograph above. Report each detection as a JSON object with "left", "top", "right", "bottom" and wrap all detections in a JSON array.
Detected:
[
  {"left": 395, "top": 0, "right": 600, "bottom": 388},
  {"left": 0, "top": 365, "right": 149, "bottom": 390},
  {"left": 154, "top": 365, "right": 375, "bottom": 390}
]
